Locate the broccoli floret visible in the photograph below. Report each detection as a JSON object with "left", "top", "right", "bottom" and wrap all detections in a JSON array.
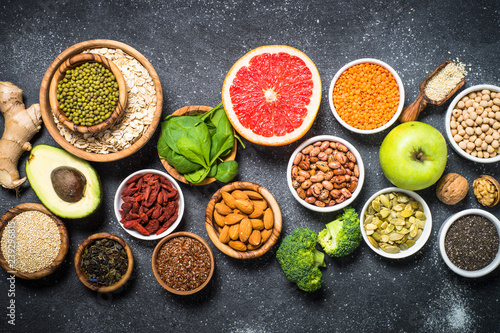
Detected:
[
  {"left": 318, "top": 207, "right": 361, "bottom": 257},
  {"left": 276, "top": 228, "right": 325, "bottom": 292}
]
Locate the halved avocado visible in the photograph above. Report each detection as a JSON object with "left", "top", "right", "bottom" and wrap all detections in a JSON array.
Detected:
[{"left": 26, "top": 145, "right": 101, "bottom": 219}]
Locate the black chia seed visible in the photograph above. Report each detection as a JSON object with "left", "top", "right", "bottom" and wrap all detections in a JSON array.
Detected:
[{"left": 444, "top": 214, "right": 499, "bottom": 271}]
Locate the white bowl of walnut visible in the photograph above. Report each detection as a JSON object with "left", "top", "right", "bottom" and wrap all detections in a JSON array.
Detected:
[{"left": 446, "top": 84, "right": 500, "bottom": 163}]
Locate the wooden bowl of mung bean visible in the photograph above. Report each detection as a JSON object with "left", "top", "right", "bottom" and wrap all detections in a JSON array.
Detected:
[
  {"left": 49, "top": 52, "right": 128, "bottom": 134},
  {"left": 0, "top": 203, "right": 69, "bottom": 280}
]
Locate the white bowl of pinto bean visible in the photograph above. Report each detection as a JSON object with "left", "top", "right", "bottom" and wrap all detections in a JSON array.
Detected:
[
  {"left": 114, "top": 169, "right": 184, "bottom": 240},
  {"left": 287, "top": 135, "right": 365, "bottom": 212}
]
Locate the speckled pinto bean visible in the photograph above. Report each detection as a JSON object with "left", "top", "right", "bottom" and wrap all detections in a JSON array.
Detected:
[{"left": 292, "top": 140, "right": 359, "bottom": 207}]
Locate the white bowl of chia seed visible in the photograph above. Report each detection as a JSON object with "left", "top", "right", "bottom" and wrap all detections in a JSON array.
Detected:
[{"left": 439, "top": 209, "right": 500, "bottom": 278}]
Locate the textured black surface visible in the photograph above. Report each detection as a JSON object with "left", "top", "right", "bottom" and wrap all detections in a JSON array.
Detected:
[{"left": 1, "top": 0, "right": 499, "bottom": 332}]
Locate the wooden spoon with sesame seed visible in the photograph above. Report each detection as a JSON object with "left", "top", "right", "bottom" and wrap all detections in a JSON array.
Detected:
[{"left": 399, "top": 60, "right": 465, "bottom": 122}]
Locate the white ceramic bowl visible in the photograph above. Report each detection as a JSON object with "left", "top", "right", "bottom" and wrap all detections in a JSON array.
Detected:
[
  {"left": 114, "top": 169, "right": 184, "bottom": 240},
  {"left": 360, "top": 187, "right": 432, "bottom": 259},
  {"left": 438, "top": 209, "right": 500, "bottom": 278},
  {"left": 445, "top": 84, "right": 500, "bottom": 163},
  {"left": 328, "top": 58, "right": 405, "bottom": 134},
  {"left": 287, "top": 135, "right": 365, "bottom": 213}
]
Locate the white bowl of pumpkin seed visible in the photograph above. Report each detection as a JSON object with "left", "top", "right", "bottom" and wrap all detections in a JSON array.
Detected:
[{"left": 360, "top": 187, "right": 432, "bottom": 259}]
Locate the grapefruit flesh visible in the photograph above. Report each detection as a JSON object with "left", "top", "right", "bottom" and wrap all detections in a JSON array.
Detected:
[{"left": 222, "top": 45, "right": 321, "bottom": 146}]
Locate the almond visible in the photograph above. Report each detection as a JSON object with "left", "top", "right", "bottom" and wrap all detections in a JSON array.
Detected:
[
  {"left": 263, "top": 208, "right": 274, "bottom": 229},
  {"left": 231, "top": 190, "right": 249, "bottom": 201},
  {"left": 219, "top": 225, "right": 230, "bottom": 243},
  {"left": 250, "top": 218, "right": 265, "bottom": 231},
  {"left": 224, "top": 213, "right": 245, "bottom": 225},
  {"left": 247, "top": 243, "right": 261, "bottom": 250},
  {"left": 253, "top": 199, "right": 268, "bottom": 212},
  {"left": 243, "top": 190, "right": 263, "bottom": 200},
  {"left": 248, "top": 230, "right": 262, "bottom": 246},
  {"left": 261, "top": 229, "right": 272, "bottom": 243},
  {"left": 229, "top": 224, "right": 240, "bottom": 240},
  {"left": 215, "top": 202, "right": 233, "bottom": 216},
  {"left": 213, "top": 210, "right": 226, "bottom": 228},
  {"left": 235, "top": 199, "right": 254, "bottom": 215},
  {"left": 228, "top": 240, "right": 247, "bottom": 252},
  {"left": 221, "top": 191, "right": 236, "bottom": 209},
  {"left": 249, "top": 207, "right": 264, "bottom": 219},
  {"left": 239, "top": 218, "right": 253, "bottom": 243}
]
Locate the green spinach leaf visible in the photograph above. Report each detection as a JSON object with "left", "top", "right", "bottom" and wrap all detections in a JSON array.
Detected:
[
  {"left": 215, "top": 160, "right": 238, "bottom": 183},
  {"left": 184, "top": 167, "right": 211, "bottom": 184},
  {"left": 165, "top": 147, "right": 203, "bottom": 174},
  {"left": 177, "top": 137, "right": 207, "bottom": 168}
]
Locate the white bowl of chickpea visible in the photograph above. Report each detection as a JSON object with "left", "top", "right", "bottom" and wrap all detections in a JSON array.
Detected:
[{"left": 446, "top": 84, "right": 500, "bottom": 163}]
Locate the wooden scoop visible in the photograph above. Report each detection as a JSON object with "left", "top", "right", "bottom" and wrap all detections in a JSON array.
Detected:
[{"left": 399, "top": 60, "right": 465, "bottom": 122}]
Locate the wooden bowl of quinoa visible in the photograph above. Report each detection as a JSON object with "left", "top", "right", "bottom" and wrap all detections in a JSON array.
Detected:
[{"left": 0, "top": 203, "right": 69, "bottom": 280}]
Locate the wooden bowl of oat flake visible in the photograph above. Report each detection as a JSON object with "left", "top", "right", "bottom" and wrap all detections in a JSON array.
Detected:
[
  {"left": 39, "top": 39, "right": 163, "bottom": 162},
  {"left": 0, "top": 203, "right": 69, "bottom": 280}
]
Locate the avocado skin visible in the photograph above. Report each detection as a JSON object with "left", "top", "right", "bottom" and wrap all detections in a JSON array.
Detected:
[{"left": 26, "top": 145, "right": 102, "bottom": 219}]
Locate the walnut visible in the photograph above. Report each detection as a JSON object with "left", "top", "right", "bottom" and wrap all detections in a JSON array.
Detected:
[
  {"left": 473, "top": 175, "right": 500, "bottom": 207},
  {"left": 436, "top": 173, "right": 469, "bottom": 205}
]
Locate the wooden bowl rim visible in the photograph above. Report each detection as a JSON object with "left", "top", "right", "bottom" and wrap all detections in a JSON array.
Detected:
[
  {"left": 48, "top": 53, "right": 128, "bottom": 134},
  {"left": 204, "top": 181, "right": 282, "bottom": 259},
  {"left": 159, "top": 105, "right": 238, "bottom": 186},
  {"left": 0, "top": 203, "right": 69, "bottom": 280},
  {"left": 151, "top": 231, "right": 215, "bottom": 295},
  {"left": 74, "top": 232, "right": 134, "bottom": 293},
  {"left": 39, "top": 39, "right": 163, "bottom": 162}
]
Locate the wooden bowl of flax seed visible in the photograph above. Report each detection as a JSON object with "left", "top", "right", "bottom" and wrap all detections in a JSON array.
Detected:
[
  {"left": 0, "top": 203, "right": 69, "bottom": 280},
  {"left": 152, "top": 232, "right": 215, "bottom": 295}
]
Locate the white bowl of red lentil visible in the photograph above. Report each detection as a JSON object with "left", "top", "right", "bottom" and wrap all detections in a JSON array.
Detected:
[
  {"left": 438, "top": 209, "right": 500, "bottom": 278},
  {"left": 445, "top": 85, "right": 500, "bottom": 163},
  {"left": 328, "top": 58, "right": 405, "bottom": 134},
  {"left": 152, "top": 232, "right": 215, "bottom": 295},
  {"left": 114, "top": 169, "right": 184, "bottom": 240},
  {"left": 287, "top": 135, "right": 364, "bottom": 212}
]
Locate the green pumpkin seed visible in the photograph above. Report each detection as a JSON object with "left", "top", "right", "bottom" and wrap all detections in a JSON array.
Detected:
[
  {"left": 380, "top": 194, "right": 391, "bottom": 207},
  {"left": 368, "top": 236, "right": 379, "bottom": 248}
]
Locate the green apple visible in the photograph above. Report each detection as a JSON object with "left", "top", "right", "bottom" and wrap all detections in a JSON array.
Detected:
[{"left": 379, "top": 121, "right": 447, "bottom": 191}]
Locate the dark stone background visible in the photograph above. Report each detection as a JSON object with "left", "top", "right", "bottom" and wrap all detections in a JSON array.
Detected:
[{"left": 0, "top": 0, "right": 499, "bottom": 332}]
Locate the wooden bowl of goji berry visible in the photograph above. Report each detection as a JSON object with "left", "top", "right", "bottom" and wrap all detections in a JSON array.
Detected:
[
  {"left": 329, "top": 58, "right": 405, "bottom": 134},
  {"left": 114, "top": 169, "right": 184, "bottom": 240}
]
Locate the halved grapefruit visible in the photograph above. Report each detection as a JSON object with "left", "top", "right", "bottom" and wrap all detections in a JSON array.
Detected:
[{"left": 222, "top": 45, "right": 322, "bottom": 146}]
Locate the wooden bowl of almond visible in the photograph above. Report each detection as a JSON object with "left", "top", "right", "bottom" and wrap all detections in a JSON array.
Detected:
[{"left": 205, "top": 181, "right": 282, "bottom": 259}]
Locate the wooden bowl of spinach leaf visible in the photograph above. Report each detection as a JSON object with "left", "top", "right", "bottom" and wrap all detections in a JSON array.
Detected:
[{"left": 158, "top": 104, "right": 239, "bottom": 185}]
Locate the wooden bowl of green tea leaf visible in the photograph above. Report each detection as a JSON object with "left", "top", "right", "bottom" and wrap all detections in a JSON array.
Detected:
[
  {"left": 158, "top": 105, "right": 238, "bottom": 186},
  {"left": 74, "top": 232, "right": 133, "bottom": 293}
]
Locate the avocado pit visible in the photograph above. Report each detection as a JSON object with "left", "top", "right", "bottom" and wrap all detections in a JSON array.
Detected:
[{"left": 51, "top": 166, "right": 87, "bottom": 203}]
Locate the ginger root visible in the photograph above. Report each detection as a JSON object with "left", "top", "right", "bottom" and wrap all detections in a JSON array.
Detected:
[{"left": 0, "top": 81, "right": 42, "bottom": 189}]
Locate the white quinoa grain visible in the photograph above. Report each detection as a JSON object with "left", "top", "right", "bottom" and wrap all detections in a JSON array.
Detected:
[{"left": 0, "top": 211, "right": 61, "bottom": 273}]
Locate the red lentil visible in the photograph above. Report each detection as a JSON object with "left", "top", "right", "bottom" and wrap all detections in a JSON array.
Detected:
[
  {"left": 332, "top": 63, "right": 400, "bottom": 130},
  {"left": 156, "top": 236, "right": 211, "bottom": 291}
]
